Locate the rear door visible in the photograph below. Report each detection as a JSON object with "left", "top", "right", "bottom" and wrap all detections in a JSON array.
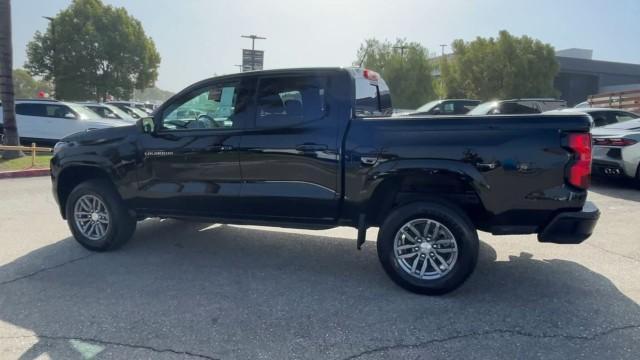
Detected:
[
  {"left": 15, "top": 103, "right": 46, "bottom": 139},
  {"left": 238, "top": 72, "right": 341, "bottom": 221},
  {"left": 41, "top": 104, "right": 87, "bottom": 139}
]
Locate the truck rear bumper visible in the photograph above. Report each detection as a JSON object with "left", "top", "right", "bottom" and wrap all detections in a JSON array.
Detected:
[{"left": 537, "top": 201, "right": 600, "bottom": 244}]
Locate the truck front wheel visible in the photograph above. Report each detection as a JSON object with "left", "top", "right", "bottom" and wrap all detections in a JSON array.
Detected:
[
  {"left": 377, "top": 202, "right": 479, "bottom": 295},
  {"left": 65, "top": 179, "right": 136, "bottom": 251}
]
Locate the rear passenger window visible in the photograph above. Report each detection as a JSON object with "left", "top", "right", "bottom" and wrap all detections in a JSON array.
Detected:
[
  {"left": 16, "top": 104, "right": 46, "bottom": 116},
  {"left": 256, "top": 76, "right": 326, "bottom": 128},
  {"left": 442, "top": 102, "right": 455, "bottom": 114},
  {"left": 615, "top": 112, "right": 638, "bottom": 123},
  {"left": 44, "top": 105, "right": 76, "bottom": 118}
]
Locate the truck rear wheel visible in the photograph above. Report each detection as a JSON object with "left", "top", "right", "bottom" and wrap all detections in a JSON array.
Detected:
[
  {"left": 377, "top": 201, "right": 479, "bottom": 295},
  {"left": 65, "top": 179, "right": 136, "bottom": 251}
]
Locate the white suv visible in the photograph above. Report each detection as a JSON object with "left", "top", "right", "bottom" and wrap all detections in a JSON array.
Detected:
[{"left": 0, "top": 99, "right": 131, "bottom": 144}]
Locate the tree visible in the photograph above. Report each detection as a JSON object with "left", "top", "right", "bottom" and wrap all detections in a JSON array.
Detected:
[
  {"left": 133, "top": 86, "right": 174, "bottom": 103},
  {"left": 440, "top": 30, "right": 559, "bottom": 100},
  {"left": 0, "top": 0, "right": 23, "bottom": 159},
  {"left": 357, "top": 39, "right": 436, "bottom": 109},
  {"left": 13, "top": 69, "right": 52, "bottom": 98},
  {"left": 25, "top": 0, "right": 161, "bottom": 101}
]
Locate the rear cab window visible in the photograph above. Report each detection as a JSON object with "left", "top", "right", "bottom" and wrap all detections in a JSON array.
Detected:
[{"left": 351, "top": 68, "right": 392, "bottom": 117}]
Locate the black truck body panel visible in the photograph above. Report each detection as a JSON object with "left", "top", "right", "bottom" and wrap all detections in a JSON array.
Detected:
[{"left": 51, "top": 68, "right": 598, "bottom": 243}]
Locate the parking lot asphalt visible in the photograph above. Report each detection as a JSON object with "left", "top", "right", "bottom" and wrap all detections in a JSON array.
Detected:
[{"left": 0, "top": 177, "right": 639, "bottom": 359}]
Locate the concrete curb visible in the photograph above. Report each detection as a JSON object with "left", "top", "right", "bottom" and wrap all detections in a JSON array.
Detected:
[{"left": 0, "top": 168, "right": 50, "bottom": 179}]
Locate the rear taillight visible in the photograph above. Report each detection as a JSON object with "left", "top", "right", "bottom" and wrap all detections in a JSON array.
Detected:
[
  {"left": 593, "top": 137, "right": 637, "bottom": 147},
  {"left": 363, "top": 69, "right": 380, "bottom": 81},
  {"left": 568, "top": 133, "right": 592, "bottom": 189}
]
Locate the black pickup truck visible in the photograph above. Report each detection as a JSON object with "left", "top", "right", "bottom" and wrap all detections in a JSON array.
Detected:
[{"left": 51, "top": 67, "right": 599, "bottom": 294}]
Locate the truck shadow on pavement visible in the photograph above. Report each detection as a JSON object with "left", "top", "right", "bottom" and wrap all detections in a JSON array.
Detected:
[
  {"left": 1, "top": 219, "right": 639, "bottom": 359},
  {"left": 590, "top": 177, "right": 640, "bottom": 202}
]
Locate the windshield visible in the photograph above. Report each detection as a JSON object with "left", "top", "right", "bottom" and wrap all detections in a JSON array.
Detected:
[
  {"left": 104, "top": 104, "right": 135, "bottom": 120},
  {"left": 125, "top": 106, "right": 149, "bottom": 119},
  {"left": 415, "top": 100, "right": 441, "bottom": 112},
  {"left": 67, "top": 103, "right": 102, "bottom": 120},
  {"left": 468, "top": 101, "right": 499, "bottom": 115}
]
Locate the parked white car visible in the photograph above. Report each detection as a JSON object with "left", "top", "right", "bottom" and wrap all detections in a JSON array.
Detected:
[
  {"left": 592, "top": 118, "right": 640, "bottom": 184},
  {"left": 557, "top": 107, "right": 639, "bottom": 127},
  {"left": 0, "top": 99, "right": 131, "bottom": 144}
]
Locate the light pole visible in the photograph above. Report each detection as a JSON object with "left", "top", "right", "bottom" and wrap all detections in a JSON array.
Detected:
[
  {"left": 43, "top": 16, "right": 56, "bottom": 97},
  {"left": 393, "top": 45, "right": 410, "bottom": 58},
  {"left": 241, "top": 34, "right": 266, "bottom": 70},
  {"left": 439, "top": 44, "right": 448, "bottom": 57}
]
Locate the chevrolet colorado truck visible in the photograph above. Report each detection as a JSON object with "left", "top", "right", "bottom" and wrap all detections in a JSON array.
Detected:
[{"left": 51, "top": 67, "right": 600, "bottom": 295}]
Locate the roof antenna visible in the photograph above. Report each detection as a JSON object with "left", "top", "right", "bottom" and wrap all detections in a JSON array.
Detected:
[{"left": 358, "top": 48, "right": 369, "bottom": 68}]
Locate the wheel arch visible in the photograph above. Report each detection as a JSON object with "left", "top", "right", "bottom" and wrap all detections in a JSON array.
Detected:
[
  {"left": 56, "top": 165, "right": 115, "bottom": 219},
  {"left": 362, "top": 159, "right": 491, "bottom": 230}
]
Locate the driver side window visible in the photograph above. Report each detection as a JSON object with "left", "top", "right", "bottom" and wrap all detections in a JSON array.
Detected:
[{"left": 160, "top": 81, "right": 248, "bottom": 131}]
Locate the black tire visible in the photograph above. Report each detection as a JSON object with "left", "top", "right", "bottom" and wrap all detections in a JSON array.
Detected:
[
  {"left": 377, "top": 201, "right": 479, "bottom": 295},
  {"left": 65, "top": 179, "right": 136, "bottom": 251}
]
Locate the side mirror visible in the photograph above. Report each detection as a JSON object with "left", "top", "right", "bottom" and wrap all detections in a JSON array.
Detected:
[{"left": 137, "top": 117, "right": 156, "bottom": 134}]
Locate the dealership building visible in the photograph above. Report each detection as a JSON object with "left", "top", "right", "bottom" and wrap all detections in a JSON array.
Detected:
[{"left": 554, "top": 48, "right": 640, "bottom": 106}]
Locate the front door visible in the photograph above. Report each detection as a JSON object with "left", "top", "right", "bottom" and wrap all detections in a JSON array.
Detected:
[
  {"left": 135, "top": 78, "right": 254, "bottom": 217},
  {"left": 238, "top": 73, "right": 341, "bottom": 222}
]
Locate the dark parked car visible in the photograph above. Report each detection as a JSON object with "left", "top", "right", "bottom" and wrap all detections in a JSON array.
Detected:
[
  {"left": 51, "top": 67, "right": 599, "bottom": 295},
  {"left": 410, "top": 99, "right": 480, "bottom": 115},
  {"left": 469, "top": 98, "right": 566, "bottom": 115}
]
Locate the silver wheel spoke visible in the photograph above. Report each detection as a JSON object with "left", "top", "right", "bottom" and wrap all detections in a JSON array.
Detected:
[
  {"left": 429, "top": 257, "right": 442, "bottom": 274},
  {"left": 80, "top": 198, "right": 91, "bottom": 211},
  {"left": 411, "top": 256, "right": 420, "bottom": 273},
  {"left": 407, "top": 224, "right": 422, "bottom": 239},
  {"left": 422, "top": 220, "right": 432, "bottom": 237},
  {"left": 88, "top": 223, "right": 97, "bottom": 237},
  {"left": 97, "top": 223, "right": 106, "bottom": 237},
  {"left": 419, "top": 256, "right": 429, "bottom": 276},
  {"left": 400, "top": 229, "right": 417, "bottom": 243},
  {"left": 435, "top": 248, "right": 455, "bottom": 254},
  {"left": 431, "top": 223, "right": 441, "bottom": 240},
  {"left": 435, "top": 238, "right": 454, "bottom": 245},
  {"left": 397, "top": 244, "right": 417, "bottom": 251},
  {"left": 399, "top": 251, "right": 419, "bottom": 259},
  {"left": 432, "top": 252, "right": 449, "bottom": 270}
]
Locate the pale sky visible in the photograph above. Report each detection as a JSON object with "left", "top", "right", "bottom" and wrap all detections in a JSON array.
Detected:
[{"left": 11, "top": 0, "right": 640, "bottom": 92}]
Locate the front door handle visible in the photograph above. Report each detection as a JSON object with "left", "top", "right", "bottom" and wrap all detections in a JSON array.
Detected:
[
  {"left": 206, "top": 145, "right": 233, "bottom": 152},
  {"left": 295, "top": 143, "right": 328, "bottom": 152},
  {"left": 476, "top": 161, "right": 499, "bottom": 170}
]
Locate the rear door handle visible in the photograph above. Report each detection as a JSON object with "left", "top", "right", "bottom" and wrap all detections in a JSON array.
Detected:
[{"left": 295, "top": 143, "right": 328, "bottom": 152}]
